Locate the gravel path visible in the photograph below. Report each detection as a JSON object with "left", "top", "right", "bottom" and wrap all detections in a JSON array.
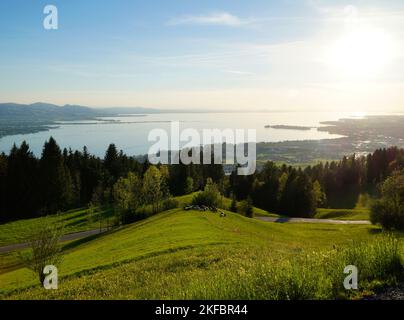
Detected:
[
  {"left": 256, "top": 216, "right": 371, "bottom": 225},
  {"left": 0, "top": 228, "right": 106, "bottom": 254}
]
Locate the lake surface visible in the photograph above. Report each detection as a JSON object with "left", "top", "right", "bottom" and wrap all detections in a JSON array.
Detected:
[{"left": 0, "top": 111, "right": 362, "bottom": 157}]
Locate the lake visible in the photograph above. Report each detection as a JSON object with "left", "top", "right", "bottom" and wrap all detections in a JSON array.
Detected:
[{"left": 0, "top": 111, "right": 361, "bottom": 157}]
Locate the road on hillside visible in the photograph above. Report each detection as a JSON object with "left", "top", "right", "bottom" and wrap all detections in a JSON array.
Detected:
[
  {"left": 0, "top": 228, "right": 106, "bottom": 254},
  {"left": 256, "top": 216, "right": 371, "bottom": 225}
]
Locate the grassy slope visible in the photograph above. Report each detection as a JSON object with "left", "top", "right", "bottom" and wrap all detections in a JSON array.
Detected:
[
  {"left": 0, "top": 207, "right": 114, "bottom": 247},
  {"left": 0, "top": 193, "right": 277, "bottom": 248},
  {"left": 1, "top": 190, "right": 371, "bottom": 249},
  {"left": 0, "top": 207, "right": 387, "bottom": 299}
]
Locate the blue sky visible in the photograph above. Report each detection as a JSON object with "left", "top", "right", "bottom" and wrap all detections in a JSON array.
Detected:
[{"left": 1, "top": 0, "right": 404, "bottom": 111}]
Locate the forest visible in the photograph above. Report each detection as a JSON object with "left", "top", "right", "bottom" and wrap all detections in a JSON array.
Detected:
[{"left": 0, "top": 137, "right": 403, "bottom": 225}]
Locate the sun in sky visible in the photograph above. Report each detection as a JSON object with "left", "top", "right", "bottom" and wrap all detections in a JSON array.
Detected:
[
  {"left": 325, "top": 25, "right": 397, "bottom": 78},
  {"left": 0, "top": 1, "right": 403, "bottom": 111}
]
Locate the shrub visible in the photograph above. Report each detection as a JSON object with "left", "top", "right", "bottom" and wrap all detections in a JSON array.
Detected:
[
  {"left": 238, "top": 198, "right": 254, "bottom": 218},
  {"left": 192, "top": 192, "right": 217, "bottom": 207},
  {"left": 192, "top": 178, "right": 220, "bottom": 207},
  {"left": 162, "top": 198, "right": 179, "bottom": 211},
  {"left": 370, "top": 200, "right": 400, "bottom": 230},
  {"left": 370, "top": 170, "right": 404, "bottom": 231}
]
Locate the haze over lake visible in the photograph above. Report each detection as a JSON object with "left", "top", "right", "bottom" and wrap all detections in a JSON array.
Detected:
[{"left": 0, "top": 111, "right": 364, "bottom": 157}]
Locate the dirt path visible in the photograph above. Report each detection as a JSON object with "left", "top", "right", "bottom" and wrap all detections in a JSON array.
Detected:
[
  {"left": 256, "top": 216, "right": 371, "bottom": 225},
  {"left": 0, "top": 228, "right": 106, "bottom": 254}
]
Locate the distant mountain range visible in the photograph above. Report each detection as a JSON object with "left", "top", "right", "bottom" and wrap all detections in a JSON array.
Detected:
[
  {"left": 0, "top": 102, "right": 296, "bottom": 120},
  {"left": 0, "top": 102, "right": 166, "bottom": 121},
  {"left": 0, "top": 102, "right": 168, "bottom": 138}
]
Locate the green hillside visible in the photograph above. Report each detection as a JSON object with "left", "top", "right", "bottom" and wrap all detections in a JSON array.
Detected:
[
  {"left": 0, "top": 193, "right": 278, "bottom": 248},
  {"left": 1, "top": 206, "right": 401, "bottom": 300},
  {"left": 0, "top": 207, "right": 114, "bottom": 247}
]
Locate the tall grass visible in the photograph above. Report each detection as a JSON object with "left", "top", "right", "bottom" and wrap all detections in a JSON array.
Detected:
[
  {"left": 190, "top": 235, "right": 403, "bottom": 300},
  {"left": 4, "top": 235, "right": 403, "bottom": 300}
]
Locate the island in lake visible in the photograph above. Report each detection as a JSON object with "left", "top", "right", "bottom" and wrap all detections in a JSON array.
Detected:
[{"left": 264, "top": 125, "right": 313, "bottom": 131}]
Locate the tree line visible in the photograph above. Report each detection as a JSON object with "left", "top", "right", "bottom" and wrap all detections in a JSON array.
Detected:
[
  {"left": 0, "top": 138, "right": 224, "bottom": 223},
  {"left": 229, "top": 147, "right": 404, "bottom": 217},
  {"left": 0, "top": 137, "right": 403, "bottom": 223}
]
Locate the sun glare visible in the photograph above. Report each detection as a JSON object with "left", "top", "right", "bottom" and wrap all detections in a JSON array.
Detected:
[{"left": 325, "top": 27, "right": 396, "bottom": 77}]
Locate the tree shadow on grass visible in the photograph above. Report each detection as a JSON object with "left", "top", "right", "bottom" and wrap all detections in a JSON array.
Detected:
[
  {"left": 59, "top": 209, "right": 88, "bottom": 221},
  {"left": 64, "top": 218, "right": 88, "bottom": 228},
  {"left": 61, "top": 229, "right": 117, "bottom": 252}
]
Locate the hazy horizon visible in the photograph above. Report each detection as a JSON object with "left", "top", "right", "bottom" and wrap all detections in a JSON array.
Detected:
[
  {"left": 1, "top": 0, "right": 404, "bottom": 113},
  {"left": 3, "top": 101, "right": 404, "bottom": 114}
]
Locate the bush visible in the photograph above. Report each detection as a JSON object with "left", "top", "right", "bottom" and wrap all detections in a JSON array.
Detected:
[
  {"left": 370, "top": 170, "right": 404, "bottom": 231},
  {"left": 238, "top": 198, "right": 254, "bottom": 218},
  {"left": 116, "top": 197, "right": 178, "bottom": 225},
  {"left": 370, "top": 200, "right": 403, "bottom": 230},
  {"left": 162, "top": 198, "right": 179, "bottom": 211},
  {"left": 192, "top": 192, "right": 218, "bottom": 207},
  {"left": 192, "top": 178, "right": 220, "bottom": 207}
]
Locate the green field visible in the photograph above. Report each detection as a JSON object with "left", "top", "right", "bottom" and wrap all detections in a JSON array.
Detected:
[
  {"left": 1, "top": 193, "right": 402, "bottom": 300},
  {"left": 1, "top": 205, "right": 402, "bottom": 300},
  {"left": 0, "top": 192, "right": 368, "bottom": 249},
  {"left": 0, "top": 193, "right": 278, "bottom": 248}
]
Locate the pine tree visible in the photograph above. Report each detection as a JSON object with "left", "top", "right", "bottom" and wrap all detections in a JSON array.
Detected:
[
  {"left": 39, "top": 137, "right": 73, "bottom": 214},
  {"left": 0, "top": 152, "right": 8, "bottom": 220},
  {"left": 6, "top": 141, "right": 40, "bottom": 219},
  {"left": 104, "top": 143, "right": 120, "bottom": 180}
]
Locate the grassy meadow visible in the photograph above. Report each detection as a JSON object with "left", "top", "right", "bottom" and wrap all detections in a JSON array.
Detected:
[{"left": 0, "top": 202, "right": 402, "bottom": 299}]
